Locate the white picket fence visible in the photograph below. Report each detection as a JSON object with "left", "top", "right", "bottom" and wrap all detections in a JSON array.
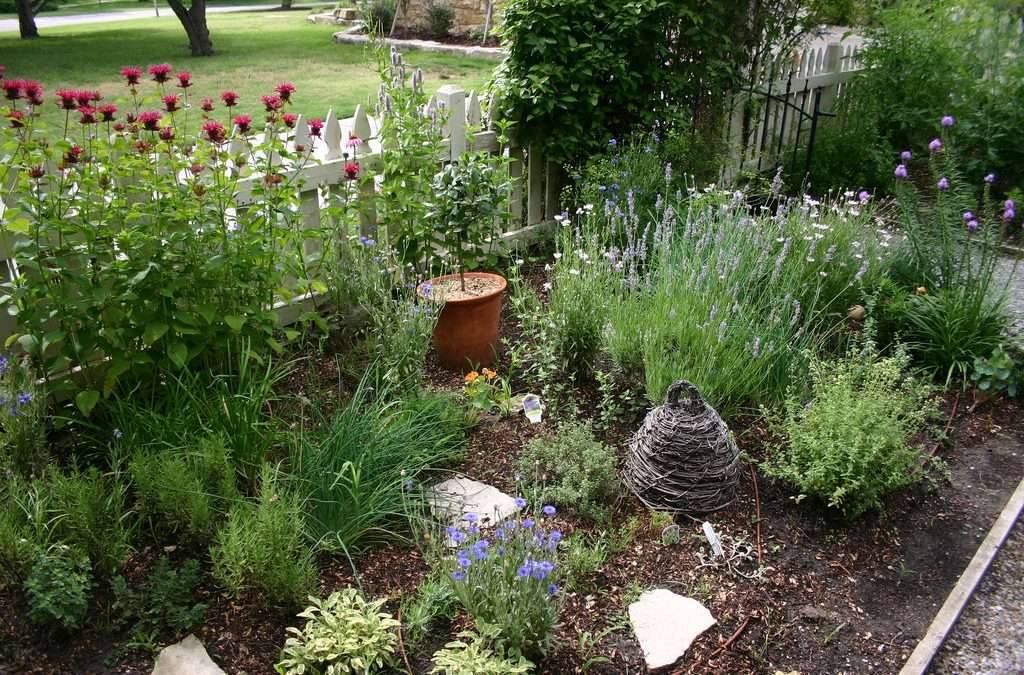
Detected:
[
  {"left": 723, "top": 36, "right": 866, "bottom": 180},
  {"left": 0, "top": 82, "right": 562, "bottom": 349}
]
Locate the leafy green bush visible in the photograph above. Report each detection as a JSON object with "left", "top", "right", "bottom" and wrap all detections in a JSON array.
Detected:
[
  {"left": 0, "top": 475, "right": 53, "bottom": 584},
  {"left": 425, "top": 2, "right": 455, "bottom": 39},
  {"left": 447, "top": 509, "right": 562, "bottom": 659},
  {"left": 401, "top": 573, "right": 457, "bottom": 647},
  {"left": 130, "top": 436, "right": 240, "bottom": 545},
  {"left": 762, "top": 335, "right": 936, "bottom": 520},
  {"left": 518, "top": 425, "right": 620, "bottom": 522},
  {"left": 363, "top": 0, "right": 396, "bottom": 32},
  {"left": 972, "top": 345, "right": 1021, "bottom": 397},
  {"left": 47, "top": 467, "right": 133, "bottom": 578},
  {"left": 112, "top": 557, "right": 206, "bottom": 642},
  {"left": 297, "top": 386, "right": 465, "bottom": 552},
  {"left": 24, "top": 545, "right": 92, "bottom": 632},
  {"left": 212, "top": 465, "right": 317, "bottom": 607},
  {"left": 275, "top": 588, "right": 400, "bottom": 675},
  {"left": 431, "top": 627, "right": 534, "bottom": 675},
  {"left": 562, "top": 533, "right": 609, "bottom": 590},
  {"left": 0, "top": 354, "right": 46, "bottom": 476}
]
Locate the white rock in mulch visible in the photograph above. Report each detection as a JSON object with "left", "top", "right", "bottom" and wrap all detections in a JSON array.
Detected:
[
  {"left": 429, "top": 476, "right": 518, "bottom": 527},
  {"left": 628, "top": 589, "right": 716, "bottom": 670},
  {"left": 151, "top": 635, "right": 225, "bottom": 675}
]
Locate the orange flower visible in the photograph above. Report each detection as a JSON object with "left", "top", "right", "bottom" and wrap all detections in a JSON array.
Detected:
[
  {"left": 464, "top": 371, "right": 480, "bottom": 383},
  {"left": 915, "top": 286, "right": 928, "bottom": 296},
  {"left": 482, "top": 368, "right": 497, "bottom": 380}
]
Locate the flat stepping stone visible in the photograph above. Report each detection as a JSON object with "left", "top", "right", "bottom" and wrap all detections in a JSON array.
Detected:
[
  {"left": 429, "top": 476, "right": 518, "bottom": 527},
  {"left": 628, "top": 589, "right": 716, "bottom": 670},
  {"left": 152, "top": 635, "right": 225, "bottom": 675}
]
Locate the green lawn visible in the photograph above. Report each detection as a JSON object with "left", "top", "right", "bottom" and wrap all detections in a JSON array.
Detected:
[{"left": 0, "top": 11, "right": 496, "bottom": 127}]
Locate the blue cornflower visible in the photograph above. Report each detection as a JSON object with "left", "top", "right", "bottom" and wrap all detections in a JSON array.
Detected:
[
  {"left": 463, "top": 512, "right": 479, "bottom": 523},
  {"left": 538, "top": 560, "right": 555, "bottom": 575},
  {"left": 549, "top": 530, "right": 562, "bottom": 543},
  {"left": 421, "top": 282, "right": 433, "bottom": 297},
  {"left": 608, "top": 138, "right": 617, "bottom": 147},
  {"left": 495, "top": 528, "right": 507, "bottom": 541},
  {"left": 451, "top": 570, "right": 466, "bottom": 582},
  {"left": 452, "top": 530, "right": 467, "bottom": 544},
  {"left": 522, "top": 518, "right": 535, "bottom": 529},
  {"left": 542, "top": 505, "right": 556, "bottom": 516},
  {"left": 514, "top": 497, "right": 527, "bottom": 509},
  {"left": 457, "top": 553, "right": 472, "bottom": 569},
  {"left": 474, "top": 539, "right": 490, "bottom": 551},
  {"left": 468, "top": 526, "right": 480, "bottom": 536},
  {"left": 517, "top": 563, "right": 532, "bottom": 578},
  {"left": 547, "top": 583, "right": 559, "bottom": 596},
  {"left": 503, "top": 520, "right": 517, "bottom": 531},
  {"left": 0, "top": 355, "right": 8, "bottom": 374},
  {"left": 16, "top": 391, "right": 32, "bottom": 406}
]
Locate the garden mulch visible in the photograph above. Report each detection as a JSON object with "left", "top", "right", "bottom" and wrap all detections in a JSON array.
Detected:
[{"left": 2, "top": 305, "right": 1023, "bottom": 674}]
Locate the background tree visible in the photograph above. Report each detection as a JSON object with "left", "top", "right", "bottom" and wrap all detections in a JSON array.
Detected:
[
  {"left": 166, "top": 0, "right": 214, "bottom": 56},
  {"left": 13, "top": 0, "right": 47, "bottom": 39}
]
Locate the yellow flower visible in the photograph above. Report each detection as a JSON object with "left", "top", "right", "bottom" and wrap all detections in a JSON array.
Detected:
[
  {"left": 482, "top": 368, "right": 497, "bottom": 380},
  {"left": 464, "top": 371, "right": 480, "bottom": 383}
]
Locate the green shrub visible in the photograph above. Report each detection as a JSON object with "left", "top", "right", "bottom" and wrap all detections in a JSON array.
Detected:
[
  {"left": 112, "top": 556, "right": 206, "bottom": 642},
  {"left": 212, "top": 464, "right": 317, "bottom": 607},
  {"left": 518, "top": 425, "right": 620, "bottom": 522},
  {"left": 562, "top": 533, "right": 609, "bottom": 590},
  {"left": 130, "top": 436, "right": 240, "bottom": 545},
  {"left": 297, "top": 386, "right": 465, "bottom": 553},
  {"left": 972, "top": 345, "right": 1021, "bottom": 397},
  {"left": 431, "top": 627, "right": 534, "bottom": 675},
  {"left": 364, "top": 0, "right": 396, "bottom": 32},
  {"left": 48, "top": 467, "right": 133, "bottom": 578},
  {"left": 24, "top": 545, "right": 93, "bottom": 632},
  {"left": 425, "top": 2, "right": 455, "bottom": 39},
  {"left": 275, "top": 588, "right": 400, "bottom": 675},
  {"left": 447, "top": 510, "right": 562, "bottom": 659},
  {"left": 762, "top": 334, "right": 936, "bottom": 520},
  {"left": 0, "top": 354, "right": 47, "bottom": 476},
  {"left": 401, "top": 573, "right": 457, "bottom": 647},
  {"left": 0, "top": 474, "right": 52, "bottom": 584}
]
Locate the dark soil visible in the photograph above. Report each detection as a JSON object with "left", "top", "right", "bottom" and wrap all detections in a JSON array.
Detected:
[
  {"left": 2, "top": 295, "right": 1022, "bottom": 674},
  {"left": 388, "top": 28, "right": 501, "bottom": 49}
]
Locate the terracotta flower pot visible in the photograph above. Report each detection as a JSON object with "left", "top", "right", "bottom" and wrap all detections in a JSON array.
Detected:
[{"left": 417, "top": 272, "right": 507, "bottom": 371}]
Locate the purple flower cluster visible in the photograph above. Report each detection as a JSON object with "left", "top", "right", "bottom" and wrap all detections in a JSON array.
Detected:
[{"left": 1005, "top": 199, "right": 1016, "bottom": 223}]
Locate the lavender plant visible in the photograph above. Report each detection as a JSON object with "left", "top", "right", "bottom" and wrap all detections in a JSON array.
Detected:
[{"left": 445, "top": 504, "right": 563, "bottom": 659}]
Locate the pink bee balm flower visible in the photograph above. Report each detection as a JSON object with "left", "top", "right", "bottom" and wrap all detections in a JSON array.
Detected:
[
  {"left": 344, "top": 162, "right": 360, "bottom": 180},
  {"left": 158, "top": 126, "right": 175, "bottom": 142},
  {"left": 928, "top": 138, "right": 943, "bottom": 153},
  {"left": 162, "top": 94, "right": 180, "bottom": 112},
  {"left": 274, "top": 82, "right": 296, "bottom": 101},
  {"left": 99, "top": 103, "right": 118, "bottom": 121},
  {"left": 8, "top": 110, "right": 24, "bottom": 127},
  {"left": 200, "top": 97, "right": 215, "bottom": 113},
  {"left": 55, "top": 89, "right": 79, "bottom": 110},
  {"left": 78, "top": 105, "right": 98, "bottom": 124},
  {"left": 137, "top": 110, "right": 162, "bottom": 131},
  {"left": 2, "top": 79, "right": 24, "bottom": 100},
  {"left": 220, "top": 91, "right": 240, "bottom": 107},
  {"left": 308, "top": 118, "right": 324, "bottom": 137},
  {"left": 260, "top": 94, "right": 283, "bottom": 112},
  {"left": 233, "top": 114, "right": 253, "bottom": 135},
  {"left": 75, "top": 90, "right": 100, "bottom": 106},
  {"left": 148, "top": 63, "right": 173, "bottom": 83},
  {"left": 176, "top": 71, "right": 192, "bottom": 88},
  {"left": 120, "top": 66, "right": 142, "bottom": 85},
  {"left": 202, "top": 120, "right": 226, "bottom": 143},
  {"left": 282, "top": 112, "right": 298, "bottom": 128}
]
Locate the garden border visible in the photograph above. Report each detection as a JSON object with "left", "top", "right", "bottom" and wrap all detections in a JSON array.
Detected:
[
  {"left": 898, "top": 477, "right": 1024, "bottom": 675},
  {"left": 331, "top": 31, "right": 507, "bottom": 61}
]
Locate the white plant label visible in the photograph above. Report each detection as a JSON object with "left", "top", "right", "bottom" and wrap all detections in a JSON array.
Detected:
[
  {"left": 522, "top": 394, "right": 543, "bottom": 423},
  {"left": 702, "top": 521, "right": 723, "bottom": 558}
]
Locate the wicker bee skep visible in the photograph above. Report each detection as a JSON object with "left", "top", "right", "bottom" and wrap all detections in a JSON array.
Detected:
[{"left": 624, "top": 380, "right": 740, "bottom": 514}]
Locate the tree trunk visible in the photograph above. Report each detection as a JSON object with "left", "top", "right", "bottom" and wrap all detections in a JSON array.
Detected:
[
  {"left": 166, "top": 0, "right": 214, "bottom": 56},
  {"left": 280, "top": 0, "right": 292, "bottom": 8},
  {"left": 15, "top": 0, "right": 39, "bottom": 39}
]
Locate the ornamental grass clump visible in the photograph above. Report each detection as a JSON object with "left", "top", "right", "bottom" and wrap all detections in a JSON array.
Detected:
[
  {"left": 762, "top": 329, "right": 936, "bottom": 520},
  {"left": 445, "top": 505, "right": 562, "bottom": 659}
]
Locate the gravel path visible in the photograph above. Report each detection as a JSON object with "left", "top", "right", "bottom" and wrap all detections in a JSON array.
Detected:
[{"left": 931, "top": 521, "right": 1024, "bottom": 674}]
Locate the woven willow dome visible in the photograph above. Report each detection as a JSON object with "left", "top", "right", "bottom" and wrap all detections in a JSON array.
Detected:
[{"left": 624, "top": 381, "right": 740, "bottom": 514}]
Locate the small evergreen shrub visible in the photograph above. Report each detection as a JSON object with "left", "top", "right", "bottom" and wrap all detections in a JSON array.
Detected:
[
  {"left": 275, "top": 588, "right": 400, "bottom": 675},
  {"left": 518, "top": 425, "right": 620, "bottom": 522},
  {"left": 112, "top": 556, "right": 206, "bottom": 641},
  {"left": 763, "top": 334, "right": 936, "bottom": 519},
  {"left": 24, "top": 545, "right": 92, "bottom": 632},
  {"left": 401, "top": 573, "right": 457, "bottom": 647},
  {"left": 425, "top": 2, "right": 455, "bottom": 39},
  {"left": 364, "top": 0, "right": 396, "bottom": 32},
  {"left": 48, "top": 467, "right": 132, "bottom": 578},
  {"left": 431, "top": 627, "right": 534, "bottom": 675},
  {"left": 212, "top": 465, "right": 317, "bottom": 607},
  {"left": 130, "top": 436, "right": 240, "bottom": 545}
]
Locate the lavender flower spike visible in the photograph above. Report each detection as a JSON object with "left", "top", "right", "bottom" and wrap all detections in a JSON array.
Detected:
[
  {"left": 940, "top": 115, "right": 955, "bottom": 128},
  {"left": 894, "top": 164, "right": 908, "bottom": 179},
  {"left": 937, "top": 177, "right": 950, "bottom": 191},
  {"left": 928, "top": 138, "right": 943, "bottom": 153}
]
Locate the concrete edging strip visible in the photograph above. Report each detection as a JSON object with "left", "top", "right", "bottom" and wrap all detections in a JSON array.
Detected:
[{"left": 899, "top": 478, "right": 1024, "bottom": 675}]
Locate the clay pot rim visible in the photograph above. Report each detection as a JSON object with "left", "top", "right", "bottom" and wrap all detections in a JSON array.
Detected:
[{"left": 417, "top": 272, "right": 507, "bottom": 307}]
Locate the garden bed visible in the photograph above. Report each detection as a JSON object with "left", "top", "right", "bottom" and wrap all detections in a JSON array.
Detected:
[{"left": 2, "top": 294, "right": 1021, "bottom": 674}]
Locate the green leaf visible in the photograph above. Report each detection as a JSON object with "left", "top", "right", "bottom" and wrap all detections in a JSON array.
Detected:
[
  {"left": 167, "top": 342, "right": 188, "bottom": 369},
  {"left": 224, "top": 315, "right": 245, "bottom": 332},
  {"left": 75, "top": 389, "right": 101, "bottom": 416},
  {"left": 143, "top": 322, "right": 169, "bottom": 345}
]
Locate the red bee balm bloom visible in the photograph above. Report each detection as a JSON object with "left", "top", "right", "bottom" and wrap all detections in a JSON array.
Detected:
[
  {"left": 274, "top": 82, "right": 296, "bottom": 102},
  {"left": 56, "top": 89, "right": 79, "bottom": 110},
  {"left": 120, "top": 66, "right": 142, "bottom": 86},
  {"left": 202, "top": 120, "right": 226, "bottom": 143},
  {"left": 344, "top": 162, "right": 360, "bottom": 180},
  {"left": 64, "top": 145, "right": 84, "bottom": 164},
  {"left": 158, "top": 126, "right": 175, "bottom": 142},
  {"left": 29, "top": 166, "right": 45, "bottom": 179},
  {"left": 200, "top": 97, "right": 215, "bottom": 113},
  {"left": 137, "top": 110, "right": 162, "bottom": 131},
  {"left": 2, "top": 79, "right": 23, "bottom": 100},
  {"left": 176, "top": 72, "right": 192, "bottom": 88},
  {"left": 148, "top": 63, "right": 173, "bottom": 83},
  {"left": 260, "top": 94, "right": 283, "bottom": 112},
  {"left": 99, "top": 103, "right": 118, "bottom": 121},
  {"left": 78, "top": 105, "right": 97, "bottom": 124},
  {"left": 162, "top": 94, "right": 179, "bottom": 112},
  {"left": 23, "top": 81, "right": 43, "bottom": 105},
  {"left": 233, "top": 114, "right": 253, "bottom": 135},
  {"left": 8, "top": 110, "right": 25, "bottom": 128},
  {"left": 220, "top": 91, "right": 239, "bottom": 107},
  {"left": 282, "top": 113, "right": 298, "bottom": 128},
  {"left": 75, "top": 90, "right": 100, "bottom": 106},
  {"left": 308, "top": 118, "right": 324, "bottom": 137}
]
